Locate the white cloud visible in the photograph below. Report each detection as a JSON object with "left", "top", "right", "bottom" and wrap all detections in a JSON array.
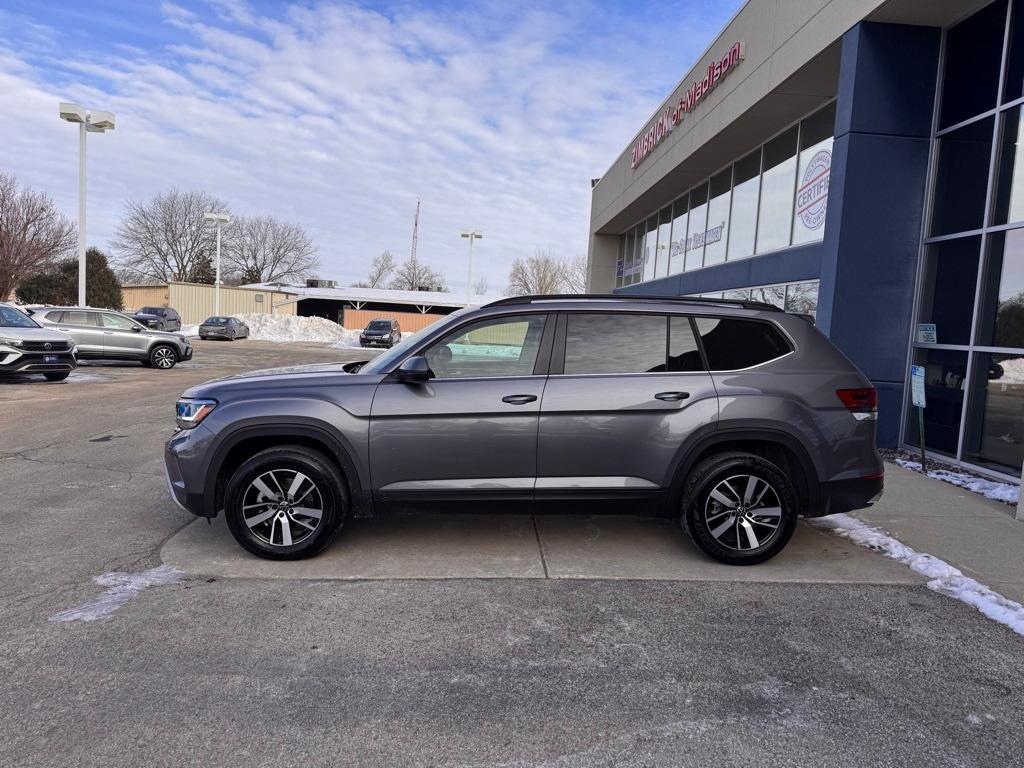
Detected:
[{"left": 0, "top": 0, "right": 737, "bottom": 291}]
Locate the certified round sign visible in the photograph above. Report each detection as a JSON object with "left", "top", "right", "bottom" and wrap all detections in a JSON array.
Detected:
[{"left": 796, "top": 149, "right": 831, "bottom": 231}]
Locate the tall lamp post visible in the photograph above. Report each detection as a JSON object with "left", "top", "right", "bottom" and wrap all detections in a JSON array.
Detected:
[
  {"left": 59, "top": 103, "right": 115, "bottom": 307},
  {"left": 460, "top": 230, "right": 483, "bottom": 304},
  {"left": 203, "top": 213, "right": 231, "bottom": 314}
]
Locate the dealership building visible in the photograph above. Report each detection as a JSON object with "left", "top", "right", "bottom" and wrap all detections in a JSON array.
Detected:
[{"left": 587, "top": 0, "right": 1024, "bottom": 482}]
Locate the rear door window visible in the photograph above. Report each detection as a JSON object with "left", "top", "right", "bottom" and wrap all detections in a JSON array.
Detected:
[
  {"left": 563, "top": 313, "right": 667, "bottom": 374},
  {"left": 63, "top": 311, "right": 96, "bottom": 326},
  {"left": 668, "top": 317, "right": 704, "bottom": 372},
  {"left": 694, "top": 317, "right": 792, "bottom": 370}
]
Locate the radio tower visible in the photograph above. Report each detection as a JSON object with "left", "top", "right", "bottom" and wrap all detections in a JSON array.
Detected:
[{"left": 410, "top": 198, "right": 420, "bottom": 264}]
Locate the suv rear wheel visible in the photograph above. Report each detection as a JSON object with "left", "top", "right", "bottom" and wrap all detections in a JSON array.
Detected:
[
  {"left": 681, "top": 452, "right": 799, "bottom": 565},
  {"left": 149, "top": 344, "right": 177, "bottom": 369},
  {"left": 224, "top": 445, "right": 348, "bottom": 560}
]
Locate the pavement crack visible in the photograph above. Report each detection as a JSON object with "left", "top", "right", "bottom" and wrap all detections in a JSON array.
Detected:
[{"left": 531, "top": 514, "right": 550, "bottom": 579}]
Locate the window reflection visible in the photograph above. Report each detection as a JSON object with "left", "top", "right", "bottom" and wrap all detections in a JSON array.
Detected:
[
  {"left": 669, "top": 196, "right": 688, "bottom": 275},
  {"left": 977, "top": 229, "right": 1024, "bottom": 349},
  {"left": 931, "top": 117, "right": 994, "bottom": 236},
  {"left": 919, "top": 236, "right": 981, "bottom": 345},
  {"left": 757, "top": 126, "right": 798, "bottom": 254},
  {"left": 703, "top": 169, "right": 732, "bottom": 267},
  {"left": 963, "top": 352, "right": 1024, "bottom": 474},
  {"left": 905, "top": 349, "right": 968, "bottom": 457},
  {"left": 728, "top": 150, "right": 760, "bottom": 261},
  {"left": 641, "top": 216, "right": 657, "bottom": 282},
  {"left": 655, "top": 206, "right": 672, "bottom": 279},
  {"left": 939, "top": 0, "right": 1007, "bottom": 129},
  {"left": 993, "top": 106, "right": 1024, "bottom": 226},
  {"left": 685, "top": 182, "right": 709, "bottom": 271}
]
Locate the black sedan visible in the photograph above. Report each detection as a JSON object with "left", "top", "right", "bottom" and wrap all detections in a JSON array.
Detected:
[{"left": 198, "top": 316, "right": 249, "bottom": 341}]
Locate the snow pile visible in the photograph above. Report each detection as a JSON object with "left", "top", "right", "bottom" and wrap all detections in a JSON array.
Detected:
[
  {"left": 230, "top": 313, "right": 361, "bottom": 346},
  {"left": 894, "top": 459, "right": 1019, "bottom": 505},
  {"left": 50, "top": 564, "right": 184, "bottom": 622},
  {"left": 810, "top": 513, "right": 1024, "bottom": 636},
  {"left": 998, "top": 356, "right": 1024, "bottom": 384},
  {"left": 180, "top": 324, "right": 199, "bottom": 338}
]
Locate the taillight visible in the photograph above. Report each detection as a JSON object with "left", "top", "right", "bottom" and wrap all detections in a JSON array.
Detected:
[{"left": 836, "top": 387, "right": 877, "bottom": 420}]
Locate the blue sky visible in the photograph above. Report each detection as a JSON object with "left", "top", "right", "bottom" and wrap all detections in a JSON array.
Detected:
[{"left": 0, "top": 0, "right": 742, "bottom": 291}]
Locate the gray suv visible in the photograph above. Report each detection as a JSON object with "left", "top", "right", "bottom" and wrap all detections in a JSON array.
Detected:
[
  {"left": 32, "top": 307, "right": 193, "bottom": 369},
  {"left": 165, "top": 295, "right": 883, "bottom": 565}
]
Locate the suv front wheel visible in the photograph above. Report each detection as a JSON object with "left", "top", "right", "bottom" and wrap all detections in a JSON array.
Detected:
[
  {"left": 224, "top": 446, "right": 348, "bottom": 560},
  {"left": 681, "top": 452, "right": 799, "bottom": 565},
  {"left": 149, "top": 344, "right": 178, "bottom": 369}
]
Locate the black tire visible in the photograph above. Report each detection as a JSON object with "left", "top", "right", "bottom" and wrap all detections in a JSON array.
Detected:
[
  {"left": 224, "top": 445, "right": 348, "bottom": 560},
  {"left": 149, "top": 344, "right": 178, "bottom": 369},
  {"left": 44, "top": 371, "right": 70, "bottom": 382},
  {"left": 681, "top": 452, "right": 799, "bottom": 565},
  {"left": 199, "top": 335, "right": 208, "bottom": 341}
]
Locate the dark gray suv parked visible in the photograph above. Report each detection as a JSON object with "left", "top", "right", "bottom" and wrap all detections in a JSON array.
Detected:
[{"left": 165, "top": 295, "right": 883, "bottom": 564}]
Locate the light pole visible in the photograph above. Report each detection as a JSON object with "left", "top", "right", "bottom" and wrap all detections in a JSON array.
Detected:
[
  {"left": 460, "top": 230, "right": 483, "bottom": 303},
  {"left": 203, "top": 213, "right": 231, "bottom": 314},
  {"left": 59, "top": 103, "right": 115, "bottom": 307}
]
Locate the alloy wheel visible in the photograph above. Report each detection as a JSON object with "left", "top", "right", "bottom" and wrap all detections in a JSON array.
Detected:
[
  {"left": 242, "top": 469, "right": 324, "bottom": 547},
  {"left": 703, "top": 474, "right": 783, "bottom": 551},
  {"left": 153, "top": 347, "right": 176, "bottom": 368}
]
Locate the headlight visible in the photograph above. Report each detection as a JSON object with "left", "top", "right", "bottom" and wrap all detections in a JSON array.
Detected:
[
  {"left": 0, "top": 337, "right": 23, "bottom": 347},
  {"left": 175, "top": 398, "right": 217, "bottom": 429}
]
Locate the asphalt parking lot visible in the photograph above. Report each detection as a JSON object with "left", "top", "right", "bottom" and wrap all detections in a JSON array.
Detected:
[{"left": 2, "top": 340, "right": 1023, "bottom": 767}]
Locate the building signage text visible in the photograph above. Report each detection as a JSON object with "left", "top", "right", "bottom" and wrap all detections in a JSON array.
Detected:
[
  {"left": 630, "top": 42, "right": 745, "bottom": 170},
  {"left": 797, "top": 149, "right": 831, "bottom": 230}
]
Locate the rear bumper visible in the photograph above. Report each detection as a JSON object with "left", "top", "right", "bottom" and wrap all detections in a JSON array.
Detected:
[{"left": 810, "top": 475, "right": 884, "bottom": 518}]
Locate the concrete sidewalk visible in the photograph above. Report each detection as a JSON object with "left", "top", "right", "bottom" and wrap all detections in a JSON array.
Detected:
[{"left": 859, "top": 462, "right": 1024, "bottom": 603}]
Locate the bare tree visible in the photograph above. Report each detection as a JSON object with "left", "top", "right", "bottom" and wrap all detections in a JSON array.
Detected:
[
  {"left": 223, "top": 214, "right": 320, "bottom": 284},
  {"left": 390, "top": 257, "right": 448, "bottom": 292},
  {"left": 563, "top": 254, "right": 588, "bottom": 294},
  {"left": 0, "top": 173, "right": 76, "bottom": 299},
  {"left": 353, "top": 250, "right": 395, "bottom": 288},
  {"left": 472, "top": 276, "right": 489, "bottom": 296},
  {"left": 505, "top": 249, "right": 567, "bottom": 295},
  {"left": 112, "top": 189, "right": 229, "bottom": 284}
]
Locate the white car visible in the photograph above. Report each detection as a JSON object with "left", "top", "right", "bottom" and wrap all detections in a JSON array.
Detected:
[{"left": 0, "top": 303, "right": 77, "bottom": 381}]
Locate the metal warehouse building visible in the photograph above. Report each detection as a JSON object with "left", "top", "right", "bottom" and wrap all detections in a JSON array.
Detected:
[{"left": 587, "top": 0, "right": 1024, "bottom": 483}]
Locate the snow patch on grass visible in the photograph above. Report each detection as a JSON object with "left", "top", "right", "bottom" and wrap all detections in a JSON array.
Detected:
[
  {"left": 50, "top": 565, "right": 184, "bottom": 623},
  {"left": 894, "top": 459, "right": 1019, "bottom": 504},
  {"left": 810, "top": 513, "right": 1024, "bottom": 636},
  {"left": 180, "top": 324, "right": 199, "bottom": 337}
]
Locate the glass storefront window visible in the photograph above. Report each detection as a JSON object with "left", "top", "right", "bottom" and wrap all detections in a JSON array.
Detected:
[
  {"left": 792, "top": 104, "right": 835, "bottom": 245},
  {"left": 905, "top": 348, "right": 969, "bottom": 457},
  {"left": 723, "top": 289, "right": 750, "bottom": 300},
  {"left": 938, "top": 0, "right": 1006, "bottom": 129},
  {"left": 977, "top": 229, "right": 1024, "bottom": 349},
  {"left": 756, "top": 126, "right": 798, "bottom": 254},
  {"left": 728, "top": 149, "right": 760, "bottom": 261},
  {"left": 785, "top": 281, "right": 819, "bottom": 318},
  {"left": 751, "top": 284, "right": 786, "bottom": 308},
  {"left": 930, "top": 117, "right": 994, "bottom": 237},
  {"left": 655, "top": 206, "right": 672, "bottom": 279},
  {"left": 615, "top": 235, "right": 625, "bottom": 287},
  {"left": 702, "top": 169, "right": 732, "bottom": 267},
  {"left": 669, "top": 196, "right": 688, "bottom": 276},
  {"left": 918, "top": 236, "right": 981, "bottom": 346},
  {"left": 963, "top": 352, "right": 1024, "bottom": 474},
  {"left": 1006, "top": 0, "right": 1024, "bottom": 103},
  {"left": 685, "top": 182, "right": 709, "bottom": 271},
  {"left": 641, "top": 216, "right": 657, "bottom": 282},
  {"left": 993, "top": 106, "right": 1024, "bottom": 226}
]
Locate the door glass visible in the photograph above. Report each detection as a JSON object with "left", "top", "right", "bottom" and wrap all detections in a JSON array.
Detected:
[
  {"left": 904, "top": 348, "right": 968, "bottom": 457},
  {"left": 423, "top": 314, "right": 546, "bottom": 379},
  {"left": 668, "top": 317, "right": 704, "bottom": 372},
  {"left": 101, "top": 313, "right": 137, "bottom": 330},
  {"left": 563, "top": 314, "right": 666, "bottom": 374},
  {"left": 63, "top": 311, "right": 95, "bottom": 326}
]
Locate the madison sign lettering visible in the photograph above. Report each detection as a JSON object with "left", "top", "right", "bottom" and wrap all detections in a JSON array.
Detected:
[{"left": 630, "top": 42, "right": 745, "bottom": 170}]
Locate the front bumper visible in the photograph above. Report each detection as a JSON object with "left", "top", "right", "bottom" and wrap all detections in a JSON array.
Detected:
[
  {"left": 0, "top": 348, "right": 77, "bottom": 376},
  {"left": 181, "top": 345, "right": 193, "bottom": 360},
  {"left": 360, "top": 336, "right": 391, "bottom": 346},
  {"left": 164, "top": 425, "right": 213, "bottom": 516}
]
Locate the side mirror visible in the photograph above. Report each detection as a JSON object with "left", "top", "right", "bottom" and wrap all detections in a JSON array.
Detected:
[
  {"left": 396, "top": 355, "right": 433, "bottom": 383},
  {"left": 131, "top": 326, "right": 141, "bottom": 332}
]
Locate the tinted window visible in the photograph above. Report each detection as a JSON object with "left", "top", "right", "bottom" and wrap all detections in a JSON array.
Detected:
[
  {"left": 668, "top": 317, "right": 704, "bottom": 372},
  {"left": 930, "top": 117, "right": 994, "bottom": 236},
  {"left": 63, "top": 311, "right": 95, "bottom": 326},
  {"left": 44, "top": 311, "right": 64, "bottom": 323},
  {"left": 695, "top": 317, "right": 791, "bottom": 370},
  {"left": 564, "top": 314, "right": 666, "bottom": 374},
  {"left": 424, "top": 314, "right": 546, "bottom": 379},
  {"left": 939, "top": 0, "right": 1006, "bottom": 129}
]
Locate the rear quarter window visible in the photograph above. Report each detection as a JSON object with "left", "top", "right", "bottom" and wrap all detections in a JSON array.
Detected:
[{"left": 694, "top": 317, "right": 792, "bottom": 370}]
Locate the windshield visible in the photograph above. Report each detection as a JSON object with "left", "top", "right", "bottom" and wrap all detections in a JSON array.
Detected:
[
  {"left": 359, "top": 308, "right": 471, "bottom": 375},
  {"left": 140, "top": 307, "right": 162, "bottom": 315},
  {"left": 204, "top": 316, "right": 230, "bottom": 324},
  {"left": 0, "top": 306, "right": 39, "bottom": 328},
  {"left": 367, "top": 320, "right": 392, "bottom": 330}
]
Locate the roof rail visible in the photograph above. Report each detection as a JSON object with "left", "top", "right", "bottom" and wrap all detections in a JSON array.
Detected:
[{"left": 484, "top": 294, "right": 784, "bottom": 312}]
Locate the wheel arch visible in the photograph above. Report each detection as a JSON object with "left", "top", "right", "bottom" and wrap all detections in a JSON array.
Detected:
[
  {"left": 667, "top": 428, "right": 821, "bottom": 516},
  {"left": 204, "top": 421, "right": 370, "bottom": 519}
]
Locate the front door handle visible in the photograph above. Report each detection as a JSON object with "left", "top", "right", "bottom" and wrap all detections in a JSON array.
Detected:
[
  {"left": 654, "top": 391, "right": 690, "bottom": 402},
  {"left": 103, "top": 331, "right": 114, "bottom": 335},
  {"left": 502, "top": 394, "right": 538, "bottom": 405}
]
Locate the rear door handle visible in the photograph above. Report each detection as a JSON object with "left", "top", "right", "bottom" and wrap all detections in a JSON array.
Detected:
[
  {"left": 654, "top": 391, "right": 690, "bottom": 402},
  {"left": 502, "top": 394, "right": 538, "bottom": 405}
]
